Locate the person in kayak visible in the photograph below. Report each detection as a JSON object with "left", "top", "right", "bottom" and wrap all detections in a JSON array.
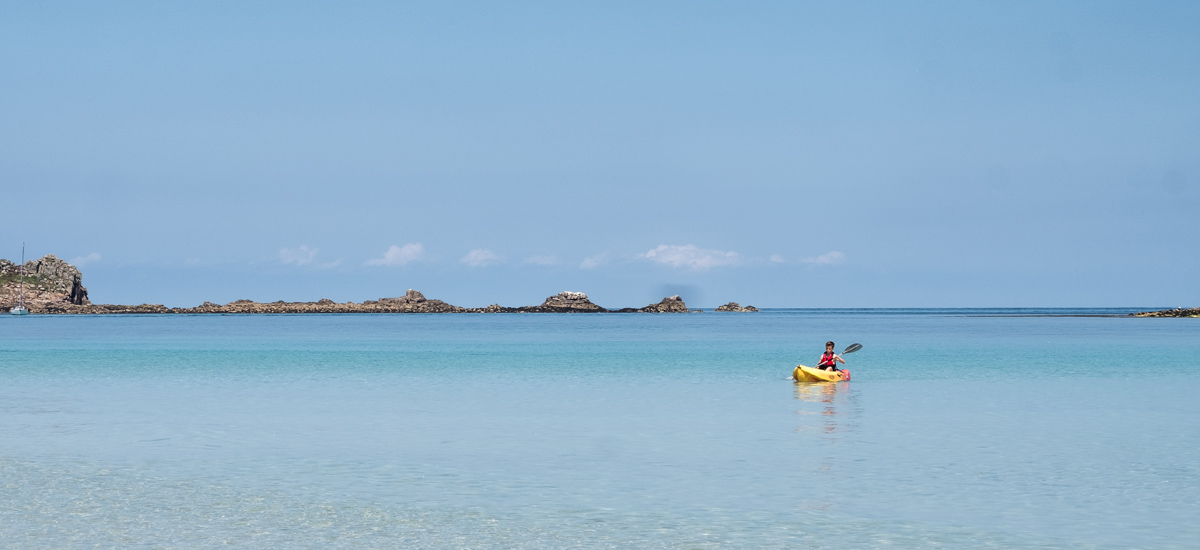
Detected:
[{"left": 817, "top": 341, "right": 845, "bottom": 371}]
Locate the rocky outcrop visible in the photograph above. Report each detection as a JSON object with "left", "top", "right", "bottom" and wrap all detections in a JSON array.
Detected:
[
  {"left": 169, "top": 290, "right": 466, "bottom": 314},
  {"left": 1, "top": 254, "right": 90, "bottom": 312},
  {"left": 613, "top": 295, "right": 690, "bottom": 313},
  {"left": 43, "top": 289, "right": 462, "bottom": 314},
  {"left": 39, "top": 303, "right": 170, "bottom": 314},
  {"left": 714, "top": 302, "right": 759, "bottom": 312},
  {"left": 517, "top": 291, "right": 606, "bottom": 313},
  {"left": 376, "top": 289, "right": 428, "bottom": 306},
  {"left": 470, "top": 304, "right": 512, "bottom": 313},
  {"left": 1133, "top": 307, "right": 1200, "bottom": 318},
  {"left": 642, "top": 295, "right": 689, "bottom": 313}
]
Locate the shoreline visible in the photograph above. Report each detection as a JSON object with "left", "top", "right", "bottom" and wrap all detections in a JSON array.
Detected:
[
  {"left": 8, "top": 306, "right": 1173, "bottom": 317},
  {"left": 1, "top": 256, "right": 767, "bottom": 314},
  {"left": 4, "top": 256, "right": 768, "bottom": 315},
  {"left": 10, "top": 289, "right": 763, "bottom": 316}
]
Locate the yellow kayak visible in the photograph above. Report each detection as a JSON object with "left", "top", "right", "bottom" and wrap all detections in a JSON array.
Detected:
[{"left": 793, "top": 365, "right": 850, "bottom": 382}]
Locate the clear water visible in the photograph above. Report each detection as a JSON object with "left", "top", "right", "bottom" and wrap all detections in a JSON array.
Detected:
[{"left": 1, "top": 310, "right": 1196, "bottom": 548}]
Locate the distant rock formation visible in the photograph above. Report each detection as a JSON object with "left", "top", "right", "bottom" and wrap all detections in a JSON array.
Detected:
[
  {"left": 167, "top": 290, "right": 467, "bottom": 314},
  {"left": 473, "top": 304, "right": 510, "bottom": 313},
  {"left": 517, "top": 291, "right": 606, "bottom": 313},
  {"left": 39, "top": 303, "right": 169, "bottom": 314},
  {"left": 614, "top": 295, "right": 690, "bottom": 313},
  {"left": 714, "top": 301, "right": 759, "bottom": 312},
  {"left": 642, "top": 295, "right": 689, "bottom": 312},
  {"left": 379, "top": 289, "right": 428, "bottom": 305},
  {"left": 35, "top": 288, "right": 465, "bottom": 315},
  {"left": 3, "top": 257, "right": 766, "bottom": 315},
  {"left": 1, "top": 254, "right": 90, "bottom": 312},
  {"left": 1133, "top": 307, "right": 1199, "bottom": 318}
]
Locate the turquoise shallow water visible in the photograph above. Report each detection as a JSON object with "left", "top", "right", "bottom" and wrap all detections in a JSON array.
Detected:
[{"left": 1, "top": 310, "right": 1197, "bottom": 548}]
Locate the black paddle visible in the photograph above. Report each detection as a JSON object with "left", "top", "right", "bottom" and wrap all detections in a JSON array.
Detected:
[{"left": 827, "top": 343, "right": 862, "bottom": 371}]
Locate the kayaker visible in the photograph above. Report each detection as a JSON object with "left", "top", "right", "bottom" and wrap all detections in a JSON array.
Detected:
[{"left": 817, "top": 341, "right": 845, "bottom": 371}]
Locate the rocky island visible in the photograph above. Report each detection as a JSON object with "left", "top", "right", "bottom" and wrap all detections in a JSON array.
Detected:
[
  {"left": 714, "top": 302, "right": 760, "bottom": 312},
  {"left": 621, "top": 295, "right": 692, "bottom": 313},
  {"left": 1132, "top": 307, "right": 1200, "bottom": 318},
  {"left": 2, "top": 255, "right": 743, "bottom": 314}
]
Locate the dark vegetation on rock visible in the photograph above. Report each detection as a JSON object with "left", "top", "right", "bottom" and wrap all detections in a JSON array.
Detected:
[{"left": 1132, "top": 307, "right": 1200, "bottom": 318}]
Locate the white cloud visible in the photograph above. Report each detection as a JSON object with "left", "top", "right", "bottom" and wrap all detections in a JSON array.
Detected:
[
  {"left": 804, "top": 251, "right": 846, "bottom": 266},
  {"left": 580, "top": 253, "right": 610, "bottom": 269},
  {"left": 365, "top": 243, "right": 425, "bottom": 266},
  {"left": 460, "top": 249, "right": 503, "bottom": 267},
  {"left": 69, "top": 252, "right": 102, "bottom": 266},
  {"left": 278, "top": 245, "right": 318, "bottom": 266},
  {"left": 524, "top": 255, "right": 559, "bottom": 266},
  {"left": 314, "top": 259, "right": 342, "bottom": 270},
  {"left": 643, "top": 244, "right": 739, "bottom": 270},
  {"left": 770, "top": 254, "right": 786, "bottom": 263}
]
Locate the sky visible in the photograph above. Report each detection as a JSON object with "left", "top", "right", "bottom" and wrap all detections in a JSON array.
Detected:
[{"left": 1, "top": 1, "right": 1197, "bottom": 308}]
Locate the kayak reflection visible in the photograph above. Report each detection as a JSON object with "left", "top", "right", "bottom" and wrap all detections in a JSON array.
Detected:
[{"left": 793, "top": 380, "right": 853, "bottom": 435}]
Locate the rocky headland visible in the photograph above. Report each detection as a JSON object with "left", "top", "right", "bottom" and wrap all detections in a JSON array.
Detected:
[
  {"left": 714, "top": 302, "right": 760, "bottom": 312},
  {"left": 1, "top": 256, "right": 755, "bottom": 315},
  {"left": 1132, "top": 307, "right": 1200, "bottom": 318},
  {"left": 1, "top": 255, "right": 90, "bottom": 311}
]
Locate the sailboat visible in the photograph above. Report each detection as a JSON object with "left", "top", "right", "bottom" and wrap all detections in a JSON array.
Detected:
[{"left": 10, "top": 243, "right": 29, "bottom": 315}]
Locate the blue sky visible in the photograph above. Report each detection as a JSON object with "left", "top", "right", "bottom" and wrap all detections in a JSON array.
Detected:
[{"left": 2, "top": 1, "right": 1197, "bottom": 308}]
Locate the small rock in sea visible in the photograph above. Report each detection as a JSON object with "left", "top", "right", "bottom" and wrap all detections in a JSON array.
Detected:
[
  {"left": 714, "top": 302, "right": 759, "bottom": 312},
  {"left": 637, "top": 295, "right": 689, "bottom": 313},
  {"left": 520, "top": 291, "right": 606, "bottom": 312}
]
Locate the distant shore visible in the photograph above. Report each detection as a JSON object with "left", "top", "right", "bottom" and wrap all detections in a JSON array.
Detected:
[
  {"left": 28, "top": 291, "right": 765, "bottom": 315},
  {"left": 14, "top": 291, "right": 763, "bottom": 315},
  {"left": 2, "top": 256, "right": 763, "bottom": 315}
]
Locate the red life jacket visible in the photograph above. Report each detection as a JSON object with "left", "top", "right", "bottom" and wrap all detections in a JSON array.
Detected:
[{"left": 818, "top": 351, "right": 836, "bottom": 367}]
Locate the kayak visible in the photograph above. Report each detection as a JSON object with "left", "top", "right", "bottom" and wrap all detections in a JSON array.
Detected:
[{"left": 793, "top": 365, "right": 850, "bottom": 382}]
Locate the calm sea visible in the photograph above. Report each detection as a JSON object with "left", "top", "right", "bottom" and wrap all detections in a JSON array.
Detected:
[{"left": 1, "top": 310, "right": 1196, "bottom": 548}]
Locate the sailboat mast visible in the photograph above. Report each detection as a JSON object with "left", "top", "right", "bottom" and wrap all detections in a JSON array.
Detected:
[
  {"left": 18, "top": 242, "right": 24, "bottom": 307},
  {"left": 9, "top": 243, "right": 30, "bottom": 315}
]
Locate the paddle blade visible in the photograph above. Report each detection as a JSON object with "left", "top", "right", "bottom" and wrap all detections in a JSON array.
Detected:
[{"left": 842, "top": 343, "right": 863, "bottom": 354}]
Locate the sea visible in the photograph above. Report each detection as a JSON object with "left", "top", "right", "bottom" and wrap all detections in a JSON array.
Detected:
[{"left": 1, "top": 309, "right": 1196, "bottom": 548}]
